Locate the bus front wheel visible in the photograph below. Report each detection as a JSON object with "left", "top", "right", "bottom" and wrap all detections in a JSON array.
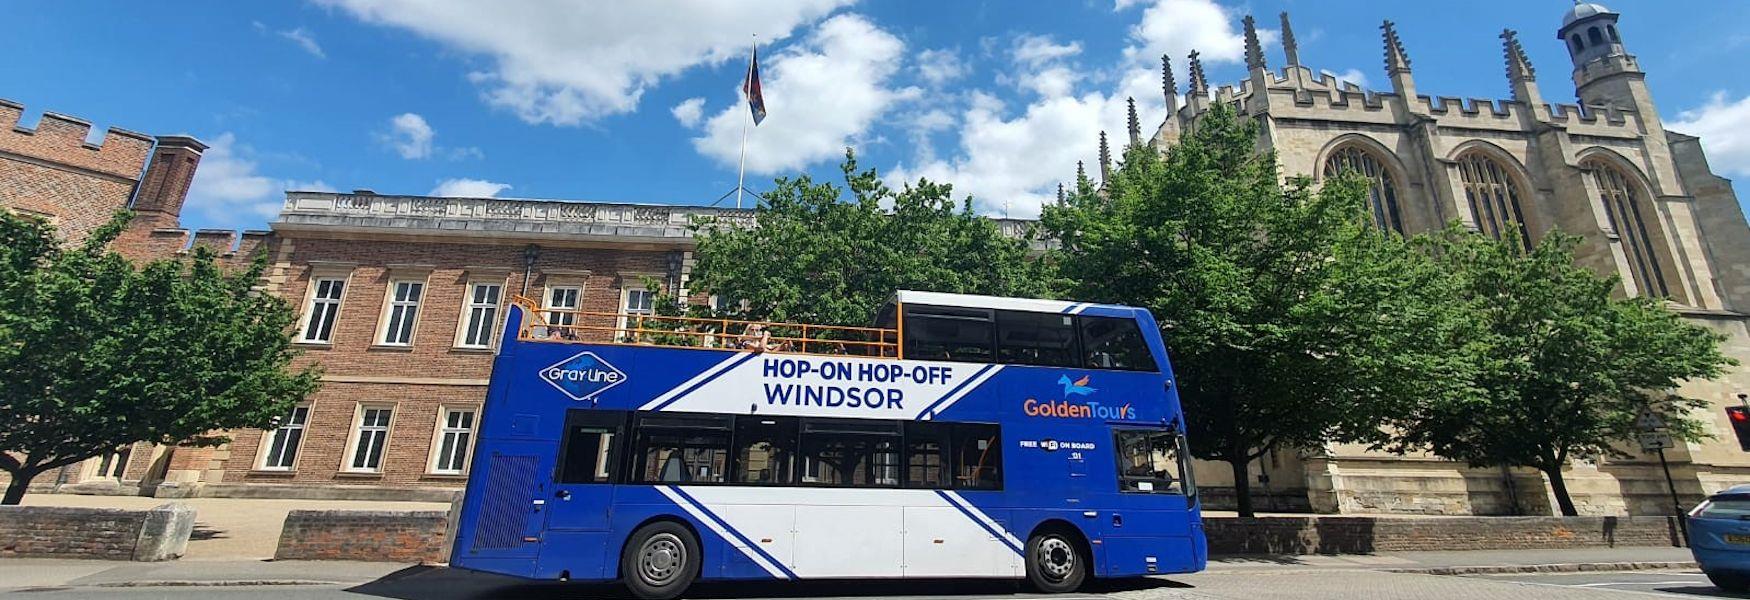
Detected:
[
  {"left": 622, "top": 521, "right": 700, "bottom": 600},
  {"left": 1025, "top": 530, "right": 1087, "bottom": 593}
]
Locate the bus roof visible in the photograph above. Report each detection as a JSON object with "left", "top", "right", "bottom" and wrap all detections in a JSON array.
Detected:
[{"left": 893, "top": 290, "right": 1138, "bottom": 316}]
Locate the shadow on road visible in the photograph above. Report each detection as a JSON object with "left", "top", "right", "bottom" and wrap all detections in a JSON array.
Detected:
[
  {"left": 346, "top": 566, "right": 1193, "bottom": 600},
  {"left": 1651, "top": 585, "right": 1749, "bottom": 598}
]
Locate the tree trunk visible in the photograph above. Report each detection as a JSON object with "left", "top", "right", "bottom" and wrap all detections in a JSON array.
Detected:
[
  {"left": 2, "top": 470, "right": 34, "bottom": 506},
  {"left": 1545, "top": 466, "right": 1578, "bottom": 517},
  {"left": 1230, "top": 456, "right": 1255, "bottom": 518}
]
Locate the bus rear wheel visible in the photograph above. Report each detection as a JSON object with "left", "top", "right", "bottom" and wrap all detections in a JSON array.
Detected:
[
  {"left": 1025, "top": 530, "right": 1087, "bottom": 593},
  {"left": 622, "top": 521, "right": 700, "bottom": 600}
]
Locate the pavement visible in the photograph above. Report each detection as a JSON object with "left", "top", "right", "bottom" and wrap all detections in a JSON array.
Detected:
[
  {"left": 18, "top": 494, "right": 451, "bottom": 560},
  {"left": 0, "top": 546, "right": 1708, "bottom": 599}
]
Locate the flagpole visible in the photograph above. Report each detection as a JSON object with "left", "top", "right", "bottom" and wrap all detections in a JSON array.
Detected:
[{"left": 735, "top": 36, "right": 756, "bottom": 209}]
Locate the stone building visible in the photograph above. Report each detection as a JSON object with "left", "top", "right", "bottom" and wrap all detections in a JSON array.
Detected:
[
  {"left": 1119, "top": 3, "right": 1750, "bottom": 515},
  {"left": 6, "top": 2, "right": 1750, "bottom": 515}
]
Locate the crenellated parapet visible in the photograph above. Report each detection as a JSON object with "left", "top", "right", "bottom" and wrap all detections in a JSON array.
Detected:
[{"left": 0, "top": 98, "right": 153, "bottom": 180}]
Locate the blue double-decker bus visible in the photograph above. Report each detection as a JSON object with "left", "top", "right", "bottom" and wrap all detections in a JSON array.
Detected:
[{"left": 451, "top": 290, "right": 1205, "bottom": 598}]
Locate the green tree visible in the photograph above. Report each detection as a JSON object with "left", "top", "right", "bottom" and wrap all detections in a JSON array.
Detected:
[
  {"left": 0, "top": 210, "right": 320, "bottom": 505},
  {"left": 691, "top": 150, "right": 1053, "bottom": 330},
  {"left": 1391, "top": 226, "right": 1733, "bottom": 516},
  {"left": 1042, "top": 105, "right": 1468, "bottom": 516}
]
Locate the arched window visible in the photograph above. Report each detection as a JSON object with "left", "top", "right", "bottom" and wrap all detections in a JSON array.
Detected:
[
  {"left": 1570, "top": 34, "right": 1584, "bottom": 52},
  {"left": 1455, "top": 151, "right": 1531, "bottom": 248},
  {"left": 1322, "top": 145, "right": 1405, "bottom": 233},
  {"left": 1607, "top": 25, "right": 1619, "bottom": 42},
  {"left": 1588, "top": 27, "right": 1604, "bottom": 45},
  {"left": 1585, "top": 159, "right": 1669, "bottom": 297}
]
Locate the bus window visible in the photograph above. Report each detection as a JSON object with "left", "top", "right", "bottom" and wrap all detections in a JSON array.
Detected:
[
  {"left": 633, "top": 414, "right": 732, "bottom": 484},
  {"left": 557, "top": 410, "right": 627, "bottom": 484},
  {"left": 734, "top": 415, "right": 798, "bottom": 485},
  {"left": 1113, "top": 429, "right": 1185, "bottom": 494},
  {"left": 1079, "top": 315, "right": 1158, "bottom": 372},
  {"left": 951, "top": 423, "right": 1002, "bottom": 490},
  {"left": 903, "top": 421, "right": 950, "bottom": 488},
  {"left": 902, "top": 306, "right": 994, "bottom": 363},
  {"left": 799, "top": 419, "right": 903, "bottom": 487},
  {"left": 996, "top": 310, "right": 1078, "bottom": 367}
]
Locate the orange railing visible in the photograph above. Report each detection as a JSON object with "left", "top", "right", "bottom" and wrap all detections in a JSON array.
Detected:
[{"left": 510, "top": 295, "right": 900, "bottom": 358}]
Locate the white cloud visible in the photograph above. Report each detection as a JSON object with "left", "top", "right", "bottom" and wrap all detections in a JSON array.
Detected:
[
  {"left": 429, "top": 178, "right": 513, "bottom": 198},
  {"left": 886, "top": 0, "right": 1262, "bottom": 218},
  {"left": 1012, "top": 35, "right": 1081, "bottom": 68},
  {"left": 320, "top": 0, "right": 852, "bottom": 126},
  {"left": 279, "top": 27, "right": 326, "bottom": 58},
  {"left": 692, "top": 14, "right": 919, "bottom": 175},
  {"left": 385, "top": 113, "right": 435, "bottom": 159},
  {"left": 1320, "top": 68, "right": 1370, "bottom": 90},
  {"left": 916, "top": 48, "right": 968, "bottom": 86},
  {"left": 185, "top": 133, "right": 327, "bottom": 225},
  {"left": 1671, "top": 92, "right": 1750, "bottom": 176},
  {"left": 1121, "top": 0, "right": 1250, "bottom": 67},
  {"left": 672, "top": 97, "right": 706, "bottom": 127}
]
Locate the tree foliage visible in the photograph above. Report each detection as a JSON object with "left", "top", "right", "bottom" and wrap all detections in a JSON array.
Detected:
[
  {"left": 1389, "top": 226, "right": 1734, "bottom": 515},
  {"left": 0, "top": 210, "right": 320, "bottom": 504},
  {"left": 691, "top": 150, "right": 1054, "bottom": 327},
  {"left": 1041, "top": 105, "right": 1468, "bottom": 516}
]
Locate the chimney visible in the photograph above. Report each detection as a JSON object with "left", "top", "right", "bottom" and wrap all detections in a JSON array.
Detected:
[{"left": 132, "top": 135, "right": 208, "bottom": 227}]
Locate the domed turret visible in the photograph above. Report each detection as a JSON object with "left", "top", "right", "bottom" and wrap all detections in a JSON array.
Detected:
[
  {"left": 1563, "top": 2, "right": 1612, "bottom": 28},
  {"left": 1557, "top": 1, "right": 1624, "bottom": 68}
]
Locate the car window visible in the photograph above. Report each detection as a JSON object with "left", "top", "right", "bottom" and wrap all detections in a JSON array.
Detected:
[{"left": 1695, "top": 497, "right": 1750, "bottom": 519}]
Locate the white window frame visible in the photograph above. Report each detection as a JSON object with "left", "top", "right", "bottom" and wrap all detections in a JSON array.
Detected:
[
  {"left": 298, "top": 276, "right": 349, "bottom": 344},
  {"left": 257, "top": 405, "right": 312, "bottom": 471},
  {"left": 428, "top": 406, "right": 478, "bottom": 475},
  {"left": 618, "top": 285, "right": 659, "bottom": 336},
  {"left": 543, "top": 284, "right": 583, "bottom": 327},
  {"left": 454, "top": 281, "right": 504, "bottom": 349},
  {"left": 376, "top": 278, "right": 427, "bottom": 346},
  {"left": 343, "top": 404, "right": 396, "bottom": 473}
]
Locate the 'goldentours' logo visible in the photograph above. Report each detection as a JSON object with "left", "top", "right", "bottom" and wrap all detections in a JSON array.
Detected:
[
  {"left": 1024, "top": 399, "right": 1136, "bottom": 420},
  {"left": 541, "top": 351, "right": 626, "bottom": 402}
]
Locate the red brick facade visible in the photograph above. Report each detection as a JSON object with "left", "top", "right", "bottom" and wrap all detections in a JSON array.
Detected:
[
  {"left": 1, "top": 100, "right": 705, "bottom": 501},
  {"left": 0, "top": 99, "right": 153, "bottom": 244}
]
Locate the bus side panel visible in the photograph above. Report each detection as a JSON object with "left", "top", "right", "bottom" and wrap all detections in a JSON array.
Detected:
[
  {"left": 534, "top": 531, "right": 612, "bottom": 580},
  {"left": 606, "top": 486, "right": 780, "bottom": 582}
]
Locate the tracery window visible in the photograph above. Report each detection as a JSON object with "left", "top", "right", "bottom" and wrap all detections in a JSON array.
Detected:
[
  {"left": 1585, "top": 160, "right": 1669, "bottom": 297},
  {"left": 1456, "top": 151, "right": 1531, "bottom": 249},
  {"left": 1322, "top": 145, "right": 1405, "bottom": 233}
]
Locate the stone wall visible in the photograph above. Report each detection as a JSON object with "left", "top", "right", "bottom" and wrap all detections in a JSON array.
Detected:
[
  {"left": 0, "top": 503, "right": 193, "bottom": 561},
  {"left": 1203, "top": 515, "right": 1681, "bottom": 555},
  {"left": 274, "top": 509, "right": 449, "bottom": 562}
]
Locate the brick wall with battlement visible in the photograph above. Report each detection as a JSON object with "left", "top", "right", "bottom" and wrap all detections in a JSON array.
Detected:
[
  {"left": 0, "top": 99, "right": 152, "bottom": 243},
  {"left": 0, "top": 100, "right": 279, "bottom": 498}
]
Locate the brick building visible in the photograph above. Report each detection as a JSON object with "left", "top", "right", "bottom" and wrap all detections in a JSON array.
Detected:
[{"left": 7, "top": 2, "right": 1750, "bottom": 514}]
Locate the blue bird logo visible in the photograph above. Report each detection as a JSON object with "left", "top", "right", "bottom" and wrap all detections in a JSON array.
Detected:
[{"left": 1058, "top": 375, "right": 1096, "bottom": 397}]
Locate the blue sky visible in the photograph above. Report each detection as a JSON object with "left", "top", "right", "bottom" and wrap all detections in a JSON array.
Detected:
[{"left": 6, "top": 0, "right": 1750, "bottom": 233}]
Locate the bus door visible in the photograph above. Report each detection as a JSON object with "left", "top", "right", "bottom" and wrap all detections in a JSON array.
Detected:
[
  {"left": 538, "top": 410, "right": 628, "bottom": 578},
  {"left": 458, "top": 439, "right": 556, "bottom": 569},
  {"left": 547, "top": 410, "right": 626, "bottom": 531}
]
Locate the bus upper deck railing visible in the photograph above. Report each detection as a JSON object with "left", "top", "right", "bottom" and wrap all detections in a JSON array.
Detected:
[{"left": 510, "top": 295, "right": 901, "bottom": 358}]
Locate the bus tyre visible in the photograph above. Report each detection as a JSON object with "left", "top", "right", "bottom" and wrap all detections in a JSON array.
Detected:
[
  {"left": 1025, "top": 531, "right": 1086, "bottom": 593},
  {"left": 622, "top": 521, "right": 700, "bottom": 600}
]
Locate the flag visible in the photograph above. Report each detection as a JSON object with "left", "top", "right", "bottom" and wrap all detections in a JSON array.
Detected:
[{"left": 743, "top": 46, "right": 767, "bottom": 126}]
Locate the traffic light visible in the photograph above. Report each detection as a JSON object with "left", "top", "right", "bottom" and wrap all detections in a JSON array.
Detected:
[{"left": 1727, "top": 406, "right": 1750, "bottom": 451}]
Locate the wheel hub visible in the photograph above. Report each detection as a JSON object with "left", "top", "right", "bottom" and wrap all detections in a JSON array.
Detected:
[
  {"left": 638, "top": 533, "right": 686, "bottom": 585},
  {"left": 1037, "top": 537, "right": 1076, "bottom": 580}
]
